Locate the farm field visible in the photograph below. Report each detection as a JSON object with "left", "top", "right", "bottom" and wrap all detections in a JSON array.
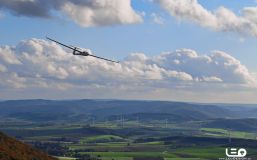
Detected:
[{"left": 1, "top": 121, "right": 257, "bottom": 160}]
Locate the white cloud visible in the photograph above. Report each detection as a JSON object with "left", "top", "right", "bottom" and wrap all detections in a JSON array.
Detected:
[
  {"left": 0, "top": 46, "right": 22, "bottom": 65},
  {"left": 202, "top": 76, "right": 223, "bottom": 83},
  {"left": 155, "top": 0, "right": 257, "bottom": 37},
  {"left": 61, "top": 0, "right": 142, "bottom": 27},
  {"left": 151, "top": 49, "right": 256, "bottom": 84},
  {"left": 151, "top": 13, "right": 165, "bottom": 24},
  {"left": 0, "top": 0, "right": 142, "bottom": 27},
  {"left": 0, "top": 64, "right": 7, "bottom": 72},
  {"left": 0, "top": 38, "right": 256, "bottom": 102},
  {"left": 2, "top": 73, "right": 27, "bottom": 89}
]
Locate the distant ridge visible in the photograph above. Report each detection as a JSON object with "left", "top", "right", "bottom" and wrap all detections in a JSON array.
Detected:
[
  {"left": 1, "top": 99, "right": 257, "bottom": 120},
  {"left": 0, "top": 131, "right": 57, "bottom": 160},
  {"left": 0, "top": 99, "right": 257, "bottom": 132}
]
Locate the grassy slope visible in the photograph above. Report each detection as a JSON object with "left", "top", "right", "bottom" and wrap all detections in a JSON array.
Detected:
[{"left": 0, "top": 132, "right": 57, "bottom": 160}]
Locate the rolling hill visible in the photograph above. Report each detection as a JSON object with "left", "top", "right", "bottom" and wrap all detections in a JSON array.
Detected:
[
  {"left": 0, "top": 99, "right": 244, "bottom": 121},
  {"left": 0, "top": 99, "right": 257, "bottom": 132}
]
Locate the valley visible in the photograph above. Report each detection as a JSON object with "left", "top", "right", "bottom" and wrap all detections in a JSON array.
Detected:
[{"left": 0, "top": 100, "right": 257, "bottom": 160}]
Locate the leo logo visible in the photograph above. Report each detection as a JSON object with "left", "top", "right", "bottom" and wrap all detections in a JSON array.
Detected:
[{"left": 226, "top": 148, "right": 247, "bottom": 158}]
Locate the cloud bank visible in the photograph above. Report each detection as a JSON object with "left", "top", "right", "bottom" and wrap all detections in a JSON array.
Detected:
[
  {"left": 156, "top": 0, "right": 257, "bottom": 37},
  {"left": 0, "top": 0, "right": 142, "bottom": 27},
  {"left": 0, "top": 38, "right": 256, "bottom": 100}
]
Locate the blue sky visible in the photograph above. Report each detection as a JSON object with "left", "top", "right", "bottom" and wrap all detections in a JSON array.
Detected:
[
  {"left": 1, "top": 0, "right": 257, "bottom": 103},
  {"left": 1, "top": 0, "right": 257, "bottom": 71}
]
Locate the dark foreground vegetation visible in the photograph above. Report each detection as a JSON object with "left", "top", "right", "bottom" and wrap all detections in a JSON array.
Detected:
[{"left": 0, "top": 131, "right": 56, "bottom": 160}]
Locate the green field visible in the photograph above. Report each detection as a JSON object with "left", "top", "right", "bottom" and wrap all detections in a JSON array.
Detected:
[
  {"left": 80, "top": 135, "right": 125, "bottom": 143},
  {"left": 201, "top": 128, "right": 257, "bottom": 139},
  {"left": 1, "top": 119, "right": 257, "bottom": 160},
  {"left": 3, "top": 121, "right": 252, "bottom": 160},
  {"left": 81, "top": 151, "right": 177, "bottom": 158}
]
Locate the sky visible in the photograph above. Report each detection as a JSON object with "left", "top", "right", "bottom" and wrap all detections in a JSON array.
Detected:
[{"left": 1, "top": 0, "right": 257, "bottom": 103}]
